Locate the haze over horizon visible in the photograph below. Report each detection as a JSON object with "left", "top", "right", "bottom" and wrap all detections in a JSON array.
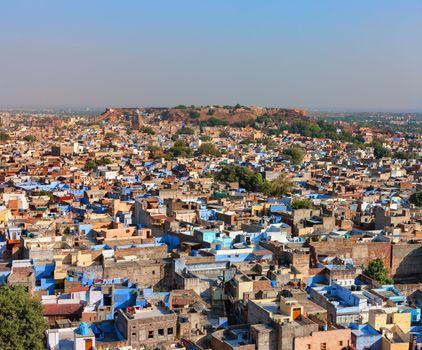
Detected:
[{"left": 1, "top": 0, "right": 421, "bottom": 112}]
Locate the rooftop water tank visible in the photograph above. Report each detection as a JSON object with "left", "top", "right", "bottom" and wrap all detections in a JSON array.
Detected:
[
  {"left": 215, "top": 244, "right": 222, "bottom": 251},
  {"left": 271, "top": 280, "right": 277, "bottom": 288},
  {"left": 78, "top": 322, "right": 89, "bottom": 336},
  {"left": 191, "top": 250, "right": 198, "bottom": 257}
]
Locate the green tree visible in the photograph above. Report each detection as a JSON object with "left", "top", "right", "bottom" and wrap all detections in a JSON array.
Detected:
[
  {"left": 147, "top": 145, "right": 164, "bottom": 159},
  {"left": 176, "top": 127, "right": 195, "bottom": 135},
  {"left": 373, "top": 145, "right": 391, "bottom": 159},
  {"left": 289, "top": 121, "right": 321, "bottom": 138},
  {"left": 283, "top": 146, "right": 304, "bottom": 165},
  {"left": 84, "top": 159, "right": 97, "bottom": 171},
  {"left": 215, "top": 165, "right": 256, "bottom": 191},
  {"left": 189, "top": 111, "right": 200, "bottom": 119},
  {"left": 200, "top": 117, "right": 228, "bottom": 126},
  {"left": 410, "top": 192, "right": 422, "bottom": 207},
  {"left": 38, "top": 190, "right": 53, "bottom": 199},
  {"left": 291, "top": 197, "right": 314, "bottom": 209},
  {"left": 140, "top": 126, "right": 155, "bottom": 135},
  {"left": 394, "top": 151, "right": 417, "bottom": 160},
  {"left": 200, "top": 135, "right": 211, "bottom": 142},
  {"left": 198, "top": 143, "right": 220, "bottom": 157},
  {"left": 364, "top": 258, "right": 393, "bottom": 284},
  {"left": 270, "top": 173, "right": 294, "bottom": 197},
  {"left": 169, "top": 140, "right": 192, "bottom": 158},
  {"left": 105, "top": 132, "right": 117, "bottom": 140},
  {"left": 0, "top": 285, "right": 47, "bottom": 350},
  {"left": 372, "top": 140, "right": 391, "bottom": 159},
  {"left": 84, "top": 157, "right": 111, "bottom": 171},
  {"left": 23, "top": 135, "right": 36, "bottom": 142},
  {"left": 96, "top": 157, "right": 112, "bottom": 166},
  {"left": 240, "top": 138, "right": 254, "bottom": 145},
  {"left": 0, "top": 132, "right": 10, "bottom": 141}
]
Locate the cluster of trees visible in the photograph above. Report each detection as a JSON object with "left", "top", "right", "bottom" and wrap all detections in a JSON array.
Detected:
[
  {"left": 410, "top": 192, "right": 422, "bottom": 207},
  {"left": 146, "top": 145, "right": 165, "bottom": 159},
  {"left": 105, "top": 132, "right": 117, "bottom": 140},
  {"left": 286, "top": 120, "right": 365, "bottom": 144},
  {"left": 291, "top": 197, "right": 314, "bottom": 209},
  {"left": 38, "top": 190, "right": 53, "bottom": 199},
  {"left": 197, "top": 143, "right": 220, "bottom": 157},
  {"left": 0, "top": 132, "right": 10, "bottom": 141},
  {"left": 200, "top": 135, "right": 211, "bottom": 142},
  {"left": 23, "top": 135, "right": 36, "bottom": 142},
  {"left": 282, "top": 146, "right": 304, "bottom": 165},
  {"left": 394, "top": 150, "right": 418, "bottom": 160},
  {"left": 189, "top": 111, "right": 200, "bottom": 119},
  {"left": 255, "top": 138, "right": 278, "bottom": 150},
  {"left": 0, "top": 285, "right": 47, "bottom": 350},
  {"left": 232, "top": 119, "right": 255, "bottom": 128},
  {"left": 176, "top": 127, "right": 194, "bottom": 135},
  {"left": 199, "top": 117, "right": 228, "bottom": 127},
  {"left": 168, "top": 140, "right": 192, "bottom": 158},
  {"left": 84, "top": 157, "right": 112, "bottom": 171},
  {"left": 371, "top": 139, "right": 392, "bottom": 159},
  {"left": 140, "top": 126, "right": 155, "bottom": 135},
  {"left": 215, "top": 165, "right": 293, "bottom": 197},
  {"left": 149, "top": 141, "right": 220, "bottom": 160}
]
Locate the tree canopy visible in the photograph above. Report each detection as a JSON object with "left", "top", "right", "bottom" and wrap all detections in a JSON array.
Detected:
[
  {"left": 372, "top": 140, "right": 392, "bottom": 159},
  {"left": 0, "top": 285, "right": 47, "bottom": 350},
  {"left": 0, "top": 132, "right": 10, "bottom": 141},
  {"left": 189, "top": 111, "right": 200, "bottom": 119},
  {"left": 140, "top": 126, "right": 155, "bottom": 135},
  {"left": 283, "top": 146, "right": 304, "bottom": 165},
  {"left": 176, "top": 127, "right": 194, "bottom": 135},
  {"left": 410, "top": 192, "right": 422, "bottom": 207},
  {"left": 23, "top": 135, "right": 36, "bottom": 142},
  {"left": 168, "top": 140, "right": 192, "bottom": 158},
  {"left": 199, "top": 117, "right": 228, "bottom": 126},
  {"left": 291, "top": 197, "right": 314, "bottom": 209},
  {"left": 105, "top": 132, "right": 117, "bottom": 140},
  {"left": 269, "top": 173, "right": 294, "bottom": 197},
  {"left": 364, "top": 258, "right": 393, "bottom": 284},
  {"left": 197, "top": 143, "right": 220, "bottom": 157},
  {"left": 214, "top": 165, "right": 285, "bottom": 196},
  {"left": 215, "top": 165, "right": 264, "bottom": 192},
  {"left": 84, "top": 157, "right": 112, "bottom": 171}
]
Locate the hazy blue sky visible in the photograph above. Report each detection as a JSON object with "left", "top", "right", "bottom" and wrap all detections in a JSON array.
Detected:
[{"left": 0, "top": 1, "right": 421, "bottom": 111}]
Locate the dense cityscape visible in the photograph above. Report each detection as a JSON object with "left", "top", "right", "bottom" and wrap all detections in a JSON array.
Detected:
[{"left": 0, "top": 106, "right": 421, "bottom": 350}]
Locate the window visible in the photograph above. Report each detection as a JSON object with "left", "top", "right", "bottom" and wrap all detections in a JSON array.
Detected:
[
  {"left": 152, "top": 270, "right": 155, "bottom": 275},
  {"left": 168, "top": 328, "right": 174, "bottom": 335},
  {"left": 339, "top": 341, "right": 343, "bottom": 346},
  {"left": 320, "top": 343, "right": 326, "bottom": 350},
  {"left": 307, "top": 345, "right": 311, "bottom": 349},
  {"left": 148, "top": 330, "right": 154, "bottom": 339},
  {"left": 158, "top": 328, "right": 164, "bottom": 336}
]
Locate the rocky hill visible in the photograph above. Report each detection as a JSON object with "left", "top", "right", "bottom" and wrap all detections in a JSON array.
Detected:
[{"left": 92, "top": 105, "right": 308, "bottom": 126}]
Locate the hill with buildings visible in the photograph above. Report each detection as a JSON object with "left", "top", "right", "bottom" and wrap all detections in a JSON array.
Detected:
[{"left": 92, "top": 105, "right": 308, "bottom": 126}]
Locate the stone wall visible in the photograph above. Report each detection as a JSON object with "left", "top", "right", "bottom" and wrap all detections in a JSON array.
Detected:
[{"left": 391, "top": 243, "right": 422, "bottom": 279}]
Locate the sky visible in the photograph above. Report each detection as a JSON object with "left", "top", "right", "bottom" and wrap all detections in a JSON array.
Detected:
[{"left": 0, "top": 1, "right": 421, "bottom": 111}]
